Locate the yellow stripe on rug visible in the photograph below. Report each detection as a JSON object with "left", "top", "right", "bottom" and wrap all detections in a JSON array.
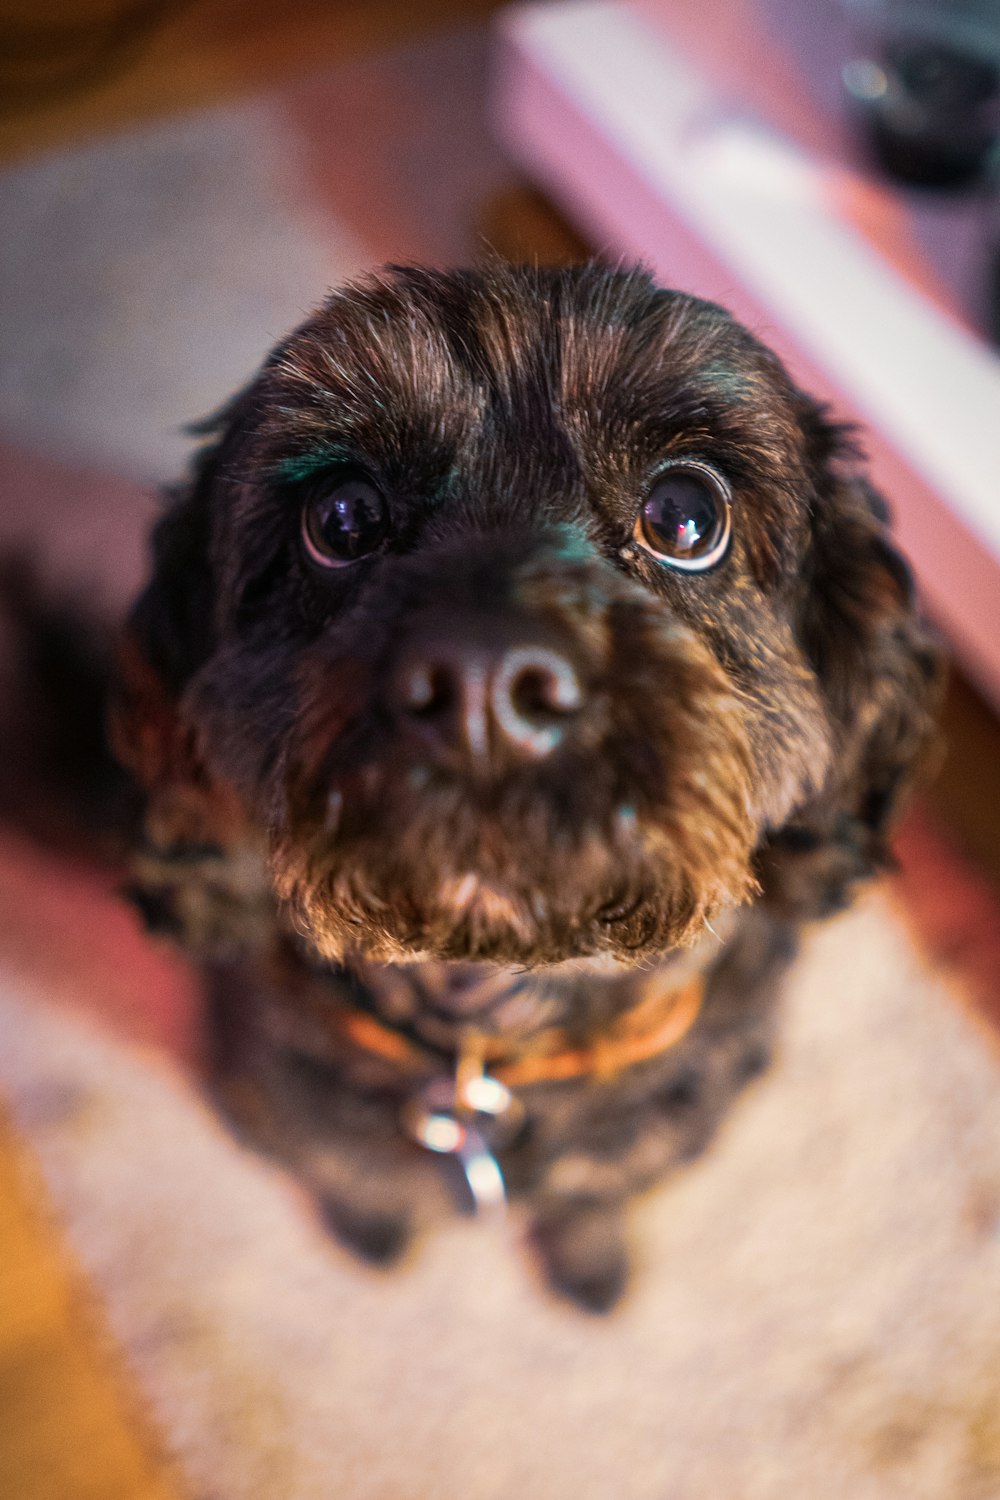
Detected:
[{"left": 0, "top": 1108, "right": 182, "bottom": 1500}]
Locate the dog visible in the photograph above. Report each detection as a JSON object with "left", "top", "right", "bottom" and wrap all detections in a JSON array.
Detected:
[{"left": 106, "top": 262, "right": 941, "bottom": 1309}]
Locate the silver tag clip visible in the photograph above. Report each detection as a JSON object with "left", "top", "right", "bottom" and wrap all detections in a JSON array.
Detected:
[{"left": 401, "top": 1056, "right": 525, "bottom": 1214}]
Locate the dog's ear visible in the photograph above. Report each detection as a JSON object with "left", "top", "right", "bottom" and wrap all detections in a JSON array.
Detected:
[
  {"left": 109, "top": 354, "right": 293, "bottom": 802},
  {"left": 109, "top": 415, "right": 275, "bottom": 954},
  {"left": 757, "top": 400, "right": 944, "bottom": 918},
  {"left": 110, "top": 435, "right": 219, "bottom": 803}
]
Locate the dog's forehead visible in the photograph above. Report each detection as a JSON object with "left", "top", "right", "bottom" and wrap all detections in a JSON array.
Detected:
[{"left": 265, "top": 268, "right": 794, "bottom": 452}]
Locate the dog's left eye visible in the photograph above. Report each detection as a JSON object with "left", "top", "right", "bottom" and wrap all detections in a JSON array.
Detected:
[
  {"left": 634, "top": 462, "right": 732, "bottom": 572},
  {"left": 301, "top": 472, "right": 389, "bottom": 567}
]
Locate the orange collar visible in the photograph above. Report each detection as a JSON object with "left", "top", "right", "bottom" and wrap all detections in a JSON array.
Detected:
[{"left": 326, "top": 970, "right": 705, "bottom": 1089}]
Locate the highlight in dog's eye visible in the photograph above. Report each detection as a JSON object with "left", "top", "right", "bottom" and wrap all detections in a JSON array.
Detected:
[
  {"left": 634, "top": 460, "right": 732, "bottom": 571},
  {"left": 301, "top": 469, "right": 388, "bottom": 566}
]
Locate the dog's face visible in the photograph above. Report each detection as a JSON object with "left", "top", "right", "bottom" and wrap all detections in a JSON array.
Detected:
[{"left": 116, "top": 264, "right": 939, "bottom": 967}]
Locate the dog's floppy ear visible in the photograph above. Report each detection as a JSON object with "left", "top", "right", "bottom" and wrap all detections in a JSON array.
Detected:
[
  {"left": 109, "top": 412, "right": 274, "bottom": 953},
  {"left": 111, "top": 370, "right": 271, "bottom": 797},
  {"left": 757, "top": 401, "right": 944, "bottom": 918},
  {"left": 110, "top": 434, "right": 219, "bottom": 802}
]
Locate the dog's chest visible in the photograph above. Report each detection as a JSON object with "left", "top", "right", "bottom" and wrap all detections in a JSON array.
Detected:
[{"left": 205, "top": 910, "right": 787, "bottom": 1212}]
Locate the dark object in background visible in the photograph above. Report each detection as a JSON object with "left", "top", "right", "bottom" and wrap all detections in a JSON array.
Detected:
[
  {"left": 0, "top": 557, "right": 139, "bottom": 856},
  {"left": 842, "top": 1, "right": 1000, "bottom": 188},
  {"left": 0, "top": 0, "right": 190, "bottom": 114},
  {"left": 989, "top": 166, "right": 1000, "bottom": 343}
]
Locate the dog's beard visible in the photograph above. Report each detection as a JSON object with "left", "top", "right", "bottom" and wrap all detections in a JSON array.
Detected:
[
  {"left": 275, "top": 800, "right": 752, "bottom": 966},
  {"left": 270, "top": 626, "right": 760, "bottom": 966}
]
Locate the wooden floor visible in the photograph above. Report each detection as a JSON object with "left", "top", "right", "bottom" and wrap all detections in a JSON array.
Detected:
[
  {"left": 0, "top": 0, "right": 505, "bottom": 163},
  {"left": 933, "top": 669, "right": 1000, "bottom": 894}
]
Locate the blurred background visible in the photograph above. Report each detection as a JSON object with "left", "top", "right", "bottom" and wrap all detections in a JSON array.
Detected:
[{"left": 1, "top": 2, "right": 1000, "bottom": 1495}]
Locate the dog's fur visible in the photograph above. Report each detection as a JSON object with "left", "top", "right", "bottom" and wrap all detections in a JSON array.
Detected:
[{"left": 106, "top": 262, "right": 940, "bottom": 1308}]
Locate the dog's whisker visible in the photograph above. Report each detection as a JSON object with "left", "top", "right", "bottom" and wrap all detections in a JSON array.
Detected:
[{"left": 325, "top": 788, "right": 343, "bottom": 836}]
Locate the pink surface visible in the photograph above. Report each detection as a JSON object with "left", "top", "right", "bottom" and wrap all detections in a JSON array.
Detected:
[{"left": 0, "top": 830, "right": 200, "bottom": 1067}]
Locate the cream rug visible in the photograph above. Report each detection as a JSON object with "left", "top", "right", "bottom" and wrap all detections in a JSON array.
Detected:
[{"left": 1, "top": 891, "right": 999, "bottom": 1500}]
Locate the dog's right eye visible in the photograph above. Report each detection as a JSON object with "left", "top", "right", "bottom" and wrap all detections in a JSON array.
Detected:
[{"left": 301, "top": 472, "right": 389, "bottom": 567}]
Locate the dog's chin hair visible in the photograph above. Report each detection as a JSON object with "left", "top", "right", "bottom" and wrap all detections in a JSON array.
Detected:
[
  {"left": 279, "top": 890, "right": 720, "bottom": 967},
  {"left": 272, "top": 828, "right": 757, "bottom": 967},
  {"left": 267, "top": 619, "right": 764, "bottom": 965}
]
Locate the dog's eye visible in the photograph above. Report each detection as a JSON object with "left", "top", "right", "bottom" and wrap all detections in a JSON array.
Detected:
[
  {"left": 301, "top": 472, "right": 389, "bottom": 567},
  {"left": 634, "top": 462, "right": 732, "bottom": 572}
]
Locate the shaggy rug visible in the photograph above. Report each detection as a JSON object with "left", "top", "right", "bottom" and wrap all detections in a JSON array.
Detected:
[{"left": 1, "top": 890, "right": 998, "bottom": 1500}]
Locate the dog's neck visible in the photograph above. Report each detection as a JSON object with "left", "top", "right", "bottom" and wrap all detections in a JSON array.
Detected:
[
  {"left": 326, "top": 915, "right": 733, "bottom": 1057},
  {"left": 248, "top": 940, "right": 709, "bottom": 1102}
]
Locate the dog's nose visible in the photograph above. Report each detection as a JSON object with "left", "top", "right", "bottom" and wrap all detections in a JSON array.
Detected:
[{"left": 393, "top": 639, "right": 584, "bottom": 765}]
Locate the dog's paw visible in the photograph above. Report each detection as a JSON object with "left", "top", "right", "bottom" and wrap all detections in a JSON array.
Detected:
[
  {"left": 318, "top": 1195, "right": 413, "bottom": 1267},
  {"left": 531, "top": 1198, "right": 631, "bottom": 1313}
]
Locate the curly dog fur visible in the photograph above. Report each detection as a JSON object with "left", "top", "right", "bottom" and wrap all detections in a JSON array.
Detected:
[{"left": 109, "top": 263, "right": 941, "bottom": 1308}]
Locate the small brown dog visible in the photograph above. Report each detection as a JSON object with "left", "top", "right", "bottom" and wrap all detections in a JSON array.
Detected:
[{"left": 110, "top": 263, "right": 940, "bottom": 1309}]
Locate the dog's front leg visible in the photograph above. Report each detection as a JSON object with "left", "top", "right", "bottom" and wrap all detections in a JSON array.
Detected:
[
  {"left": 530, "top": 1190, "right": 631, "bottom": 1313},
  {"left": 204, "top": 964, "right": 445, "bottom": 1267},
  {"left": 304, "top": 1148, "right": 419, "bottom": 1268}
]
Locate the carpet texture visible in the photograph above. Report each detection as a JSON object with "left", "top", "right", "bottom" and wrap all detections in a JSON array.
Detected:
[{"left": 1, "top": 891, "right": 998, "bottom": 1500}]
